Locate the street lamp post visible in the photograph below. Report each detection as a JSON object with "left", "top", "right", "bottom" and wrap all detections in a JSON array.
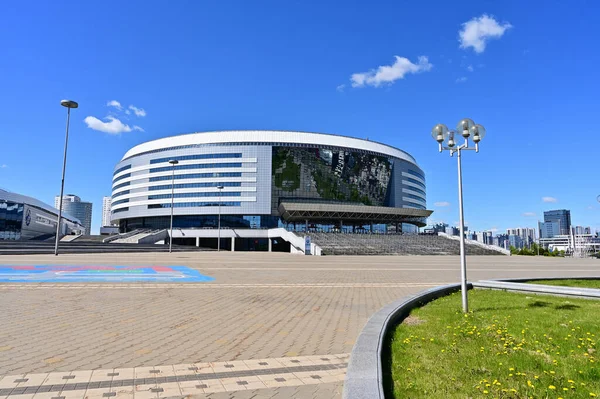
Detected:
[
  {"left": 216, "top": 185, "right": 224, "bottom": 251},
  {"left": 54, "top": 100, "right": 78, "bottom": 256},
  {"left": 431, "top": 119, "right": 486, "bottom": 313},
  {"left": 168, "top": 160, "right": 179, "bottom": 253}
]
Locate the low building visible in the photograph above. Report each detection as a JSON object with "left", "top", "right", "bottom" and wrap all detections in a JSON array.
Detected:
[{"left": 1, "top": 189, "right": 84, "bottom": 240}]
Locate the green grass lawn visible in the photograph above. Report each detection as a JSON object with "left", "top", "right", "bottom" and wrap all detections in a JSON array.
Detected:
[
  {"left": 528, "top": 279, "right": 600, "bottom": 289},
  {"left": 386, "top": 289, "right": 599, "bottom": 398}
]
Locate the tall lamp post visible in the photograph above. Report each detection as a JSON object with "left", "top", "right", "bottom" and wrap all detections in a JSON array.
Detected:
[
  {"left": 216, "top": 185, "right": 224, "bottom": 251},
  {"left": 168, "top": 160, "right": 179, "bottom": 253},
  {"left": 431, "top": 119, "right": 486, "bottom": 313},
  {"left": 54, "top": 100, "right": 78, "bottom": 256}
]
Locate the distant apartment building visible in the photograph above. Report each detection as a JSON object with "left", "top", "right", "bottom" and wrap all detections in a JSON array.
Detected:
[
  {"left": 55, "top": 194, "right": 93, "bottom": 235},
  {"left": 494, "top": 234, "right": 509, "bottom": 249},
  {"left": 507, "top": 227, "right": 537, "bottom": 246},
  {"left": 102, "top": 196, "right": 115, "bottom": 227},
  {"left": 508, "top": 234, "right": 524, "bottom": 249}
]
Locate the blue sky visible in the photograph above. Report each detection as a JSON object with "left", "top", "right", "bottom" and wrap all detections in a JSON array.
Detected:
[{"left": 1, "top": 0, "right": 599, "bottom": 234}]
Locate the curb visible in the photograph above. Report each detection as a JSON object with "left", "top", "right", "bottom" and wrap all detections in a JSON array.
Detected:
[
  {"left": 343, "top": 276, "right": 600, "bottom": 398},
  {"left": 342, "top": 283, "right": 464, "bottom": 399},
  {"left": 473, "top": 279, "right": 600, "bottom": 299}
]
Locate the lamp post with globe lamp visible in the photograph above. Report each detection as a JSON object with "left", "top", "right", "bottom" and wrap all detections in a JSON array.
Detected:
[{"left": 431, "top": 119, "right": 486, "bottom": 313}]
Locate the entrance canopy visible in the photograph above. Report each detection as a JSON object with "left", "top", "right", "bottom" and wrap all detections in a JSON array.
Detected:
[{"left": 278, "top": 202, "right": 433, "bottom": 227}]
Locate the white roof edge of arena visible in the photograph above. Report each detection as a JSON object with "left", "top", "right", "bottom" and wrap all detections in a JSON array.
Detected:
[
  {"left": 0, "top": 189, "right": 82, "bottom": 224},
  {"left": 120, "top": 130, "right": 419, "bottom": 165}
]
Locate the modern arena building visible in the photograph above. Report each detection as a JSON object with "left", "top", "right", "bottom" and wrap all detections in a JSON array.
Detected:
[{"left": 110, "top": 131, "right": 432, "bottom": 250}]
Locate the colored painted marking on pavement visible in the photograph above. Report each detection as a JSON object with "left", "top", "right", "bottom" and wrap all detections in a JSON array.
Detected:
[{"left": 0, "top": 265, "right": 214, "bottom": 283}]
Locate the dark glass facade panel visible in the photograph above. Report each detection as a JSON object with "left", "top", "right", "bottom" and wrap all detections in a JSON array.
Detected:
[
  {"left": 112, "top": 207, "right": 129, "bottom": 213},
  {"left": 403, "top": 193, "right": 426, "bottom": 201},
  {"left": 112, "top": 173, "right": 131, "bottom": 183},
  {"left": 113, "top": 182, "right": 130, "bottom": 191},
  {"left": 0, "top": 201, "right": 24, "bottom": 240},
  {"left": 120, "top": 215, "right": 279, "bottom": 231},
  {"left": 149, "top": 162, "right": 242, "bottom": 173},
  {"left": 404, "top": 177, "right": 426, "bottom": 189},
  {"left": 150, "top": 153, "right": 243, "bottom": 164},
  {"left": 113, "top": 164, "right": 131, "bottom": 176},
  {"left": 148, "top": 182, "right": 242, "bottom": 191},
  {"left": 407, "top": 169, "right": 425, "bottom": 180},
  {"left": 148, "top": 201, "right": 241, "bottom": 209},
  {"left": 112, "top": 190, "right": 130, "bottom": 199},
  {"left": 271, "top": 147, "right": 392, "bottom": 213},
  {"left": 112, "top": 198, "right": 129, "bottom": 206},
  {"left": 148, "top": 172, "right": 242, "bottom": 182},
  {"left": 148, "top": 192, "right": 241, "bottom": 200},
  {"left": 403, "top": 186, "right": 426, "bottom": 196}
]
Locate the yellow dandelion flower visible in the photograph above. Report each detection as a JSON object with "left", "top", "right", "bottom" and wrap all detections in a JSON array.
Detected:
[{"left": 549, "top": 385, "right": 556, "bottom": 390}]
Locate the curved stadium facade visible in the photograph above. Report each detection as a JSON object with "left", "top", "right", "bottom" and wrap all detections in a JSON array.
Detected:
[{"left": 111, "top": 131, "right": 431, "bottom": 233}]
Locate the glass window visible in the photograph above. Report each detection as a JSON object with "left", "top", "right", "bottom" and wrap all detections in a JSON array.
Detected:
[
  {"left": 404, "top": 177, "right": 426, "bottom": 189},
  {"left": 148, "top": 192, "right": 241, "bottom": 200},
  {"left": 148, "top": 182, "right": 241, "bottom": 191},
  {"left": 113, "top": 181, "right": 130, "bottom": 190},
  {"left": 406, "top": 169, "right": 425, "bottom": 180},
  {"left": 112, "top": 173, "right": 131, "bottom": 184},
  {"left": 113, "top": 164, "right": 131, "bottom": 176},
  {"left": 147, "top": 201, "right": 241, "bottom": 209},
  {"left": 149, "top": 162, "right": 242, "bottom": 173},
  {"left": 148, "top": 172, "right": 242, "bottom": 182},
  {"left": 149, "top": 153, "right": 243, "bottom": 164}
]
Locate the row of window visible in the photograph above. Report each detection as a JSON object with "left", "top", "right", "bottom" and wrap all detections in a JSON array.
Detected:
[
  {"left": 113, "top": 173, "right": 131, "bottom": 183},
  {"left": 112, "top": 190, "right": 130, "bottom": 199},
  {"left": 148, "top": 192, "right": 242, "bottom": 200},
  {"left": 403, "top": 177, "right": 426, "bottom": 189},
  {"left": 148, "top": 202, "right": 241, "bottom": 209},
  {"left": 149, "top": 162, "right": 242, "bottom": 174},
  {"left": 403, "top": 193, "right": 426, "bottom": 202},
  {"left": 112, "top": 198, "right": 129, "bottom": 206},
  {"left": 113, "top": 180, "right": 245, "bottom": 198},
  {"left": 406, "top": 169, "right": 425, "bottom": 180},
  {"left": 113, "top": 164, "right": 131, "bottom": 176},
  {"left": 112, "top": 207, "right": 129, "bottom": 214},
  {"left": 148, "top": 182, "right": 242, "bottom": 191},
  {"left": 404, "top": 204, "right": 426, "bottom": 210},
  {"left": 403, "top": 185, "right": 426, "bottom": 196},
  {"left": 148, "top": 172, "right": 243, "bottom": 182},
  {"left": 149, "top": 153, "right": 243, "bottom": 164},
  {"left": 113, "top": 181, "right": 130, "bottom": 191}
]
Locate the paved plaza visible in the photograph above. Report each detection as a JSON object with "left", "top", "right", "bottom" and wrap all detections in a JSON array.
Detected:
[{"left": 0, "top": 253, "right": 599, "bottom": 398}]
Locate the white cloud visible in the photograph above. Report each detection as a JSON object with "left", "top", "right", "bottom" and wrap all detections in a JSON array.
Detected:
[
  {"left": 0, "top": 164, "right": 7, "bottom": 168},
  {"left": 542, "top": 196, "right": 557, "bottom": 203},
  {"left": 350, "top": 56, "right": 432, "bottom": 88},
  {"left": 467, "top": 65, "right": 474, "bottom": 72},
  {"left": 459, "top": 14, "right": 512, "bottom": 53},
  {"left": 128, "top": 105, "right": 146, "bottom": 117},
  {"left": 587, "top": 206, "right": 594, "bottom": 210},
  {"left": 84, "top": 116, "right": 137, "bottom": 135},
  {"left": 434, "top": 201, "right": 450, "bottom": 207},
  {"left": 133, "top": 125, "right": 144, "bottom": 132},
  {"left": 456, "top": 76, "right": 468, "bottom": 83},
  {"left": 336, "top": 84, "right": 346, "bottom": 92},
  {"left": 107, "top": 100, "right": 122, "bottom": 110},
  {"left": 522, "top": 212, "right": 537, "bottom": 217}
]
